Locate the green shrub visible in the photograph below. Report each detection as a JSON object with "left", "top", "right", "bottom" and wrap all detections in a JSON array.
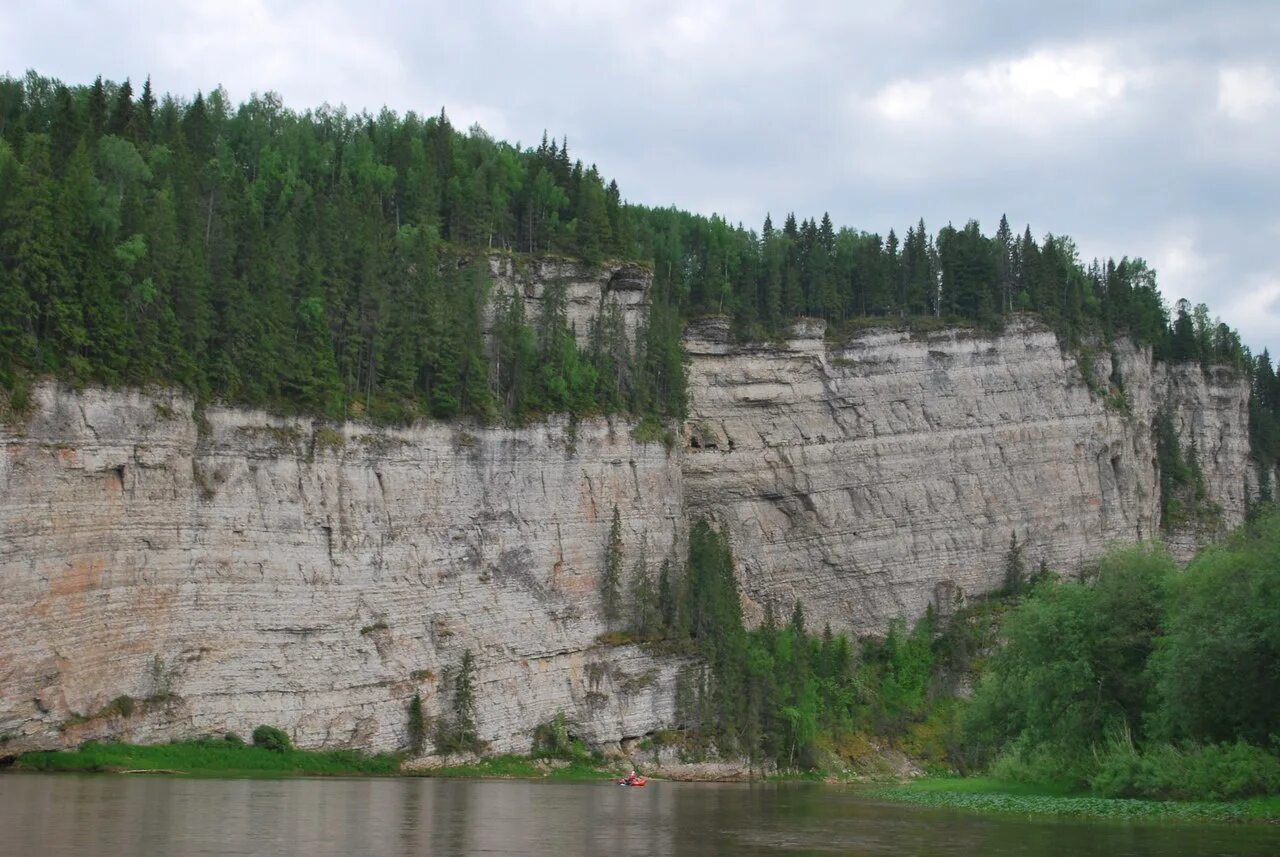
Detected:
[
  {"left": 532, "top": 711, "right": 578, "bottom": 760},
  {"left": 1150, "top": 511, "right": 1280, "bottom": 746},
  {"left": 988, "top": 739, "right": 1089, "bottom": 789},
  {"left": 224, "top": 731, "right": 244, "bottom": 745},
  {"left": 105, "top": 695, "right": 135, "bottom": 718},
  {"left": 963, "top": 545, "right": 1174, "bottom": 767},
  {"left": 252, "top": 725, "right": 292, "bottom": 753},
  {"left": 632, "top": 416, "right": 675, "bottom": 450},
  {"left": 313, "top": 425, "right": 345, "bottom": 454},
  {"left": 1091, "top": 740, "right": 1280, "bottom": 801}
]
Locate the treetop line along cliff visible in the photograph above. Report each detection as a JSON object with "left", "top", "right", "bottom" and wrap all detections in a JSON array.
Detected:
[{"left": 1, "top": 71, "right": 1276, "bottom": 452}]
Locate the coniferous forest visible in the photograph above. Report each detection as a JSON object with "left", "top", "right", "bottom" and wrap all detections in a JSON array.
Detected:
[{"left": 1, "top": 71, "right": 1278, "bottom": 468}]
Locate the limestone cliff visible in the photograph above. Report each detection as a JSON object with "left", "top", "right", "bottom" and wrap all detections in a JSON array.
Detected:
[
  {"left": 681, "top": 316, "right": 1251, "bottom": 631},
  {"left": 0, "top": 386, "right": 684, "bottom": 754},
  {"left": 0, "top": 273, "right": 1254, "bottom": 755},
  {"left": 485, "top": 254, "right": 650, "bottom": 343}
]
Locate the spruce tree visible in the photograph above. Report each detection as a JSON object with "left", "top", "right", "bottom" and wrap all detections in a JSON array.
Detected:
[
  {"left": 1003, "top": 532, "right": 1026, "bottom": 595},
  {"left": 109, "top": 78, "right": 133, "bottom": 136},
  {"left": 453, "top": 650, "right": 477, "bottom": 748},
  {"left": 789, "top": 600, "right": 806, "bottom": 636},
  {"left": 132, "top": 76, "right": 155, "bottom": 143},
  {"left": 86, "top": 76, "right": 107, "bottom": 139},
  {"left": 601, "top": 504, "right": 623, "bottom": 623},
  {"left": 407, "top": 692, "right": 426, "bottom": 754},
  {"left": 434, "top": 650, "right": 479, "bottom": 754},
  {"left": 629, "top": 558, "right": 659, "bottom": 639},
  {"left": 657, "top": 559, "right": 675, "bottom": 635}
]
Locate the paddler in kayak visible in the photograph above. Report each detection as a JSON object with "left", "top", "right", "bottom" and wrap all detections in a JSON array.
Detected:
[{"left": 620, "top": 769, "right": 644, "bottom": 786}]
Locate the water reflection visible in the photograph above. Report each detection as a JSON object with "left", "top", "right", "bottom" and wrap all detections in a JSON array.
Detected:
[{"left": 1, "top": 775, "right": 1277, "bottom": 857}]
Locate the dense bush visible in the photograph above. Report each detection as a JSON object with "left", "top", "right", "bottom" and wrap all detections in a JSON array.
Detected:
[
  {"left": 532, "top": 711, "right": 588, "bottom": 761},
  {"left": 104, "top": 695, "right": 135, "bottom": 718},
  {"left": 964, "top": 511, "right": 1280, "bottom": 800},
  {"left": 963, "top": 545, "right": 1173, "bottom": 771},
  {"left": 1091, "top": 740, "right": 1280, "bottom": 801},
  {"left": 251, "top": 724, "right": 292, "bottom": 753},
  {"left": 1150, "top": 512, "right": 1280, "bottom": 745}
]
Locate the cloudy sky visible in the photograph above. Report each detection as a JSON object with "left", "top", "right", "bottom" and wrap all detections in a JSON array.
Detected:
[{"left": 5, "top": 0, "right": 1279, "bottom": 351}]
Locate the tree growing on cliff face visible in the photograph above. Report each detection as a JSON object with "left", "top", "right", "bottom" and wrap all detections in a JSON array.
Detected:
[
  {"left": 601, "top": 504, "right": 623, "bottom": 624},
  {"left": 628, "top": 556, "right": 661, "bottom": 640},
  {"left": 453, "top": 650, "right": 477, "bottom": 743},
  {"left": 434, "top": 650, "right": 480, "bottom": 754},
  {"left": 789, "top": 600, "right": 806, "bottom": 635},
  {"left": 1003, "top": 532, "right": 1027, "bottom": 596},
  {"left": 1155, "top": 408, "right": 1214, "bottom": 530},
  {"left": 407, "top": 692, "right": 426, "bottom": 755},
  {"left": 657, "top": 559, "right": 676, "bottom": 635}
]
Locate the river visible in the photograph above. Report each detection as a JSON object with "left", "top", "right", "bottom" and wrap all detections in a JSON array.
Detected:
[{"left": 1, "top": 775, "right": 1277, "bottom": 856}]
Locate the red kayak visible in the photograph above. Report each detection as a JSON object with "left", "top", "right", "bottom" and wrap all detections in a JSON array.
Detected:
[{"left": 617, "top": 777, "right": 647, "bottom": 787}]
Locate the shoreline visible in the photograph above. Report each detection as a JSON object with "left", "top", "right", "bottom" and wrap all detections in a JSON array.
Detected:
[
  {"left": 5, "top": 742, "right": 787, "bottom": 784},
  {"left": 8, "top": 743, "right": 1279, "bottom": 825}
]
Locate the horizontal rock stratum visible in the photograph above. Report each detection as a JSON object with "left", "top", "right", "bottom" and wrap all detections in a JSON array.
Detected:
[{"left": 0, "top": 269, "right": 1252, "bottom": 755}]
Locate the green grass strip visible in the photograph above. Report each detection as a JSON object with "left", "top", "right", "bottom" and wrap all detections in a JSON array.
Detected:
[
  {"left": 16, "top": 740, "right": 401, "bottom": 777},
  {"left": 14, "top": 742, "right": 627, "bottom": 781}
]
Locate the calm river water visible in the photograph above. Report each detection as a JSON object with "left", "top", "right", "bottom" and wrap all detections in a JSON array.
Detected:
[{"left": 2, "top": 775, "right": 1278, "bottom": 856}]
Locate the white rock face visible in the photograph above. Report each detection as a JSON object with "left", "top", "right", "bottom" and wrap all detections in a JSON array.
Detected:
[
  {"left": 0, "top": 296, "right": 1252, "bottom": 754},
  {"left": 486, "top": 255, "right": 650, "bottom": 343},
  {"left": 0, "top": 386, "right": 685, "bottom": 753},
  {"left": 681, "top": 315, "right": 1251, "bottom": 632}
]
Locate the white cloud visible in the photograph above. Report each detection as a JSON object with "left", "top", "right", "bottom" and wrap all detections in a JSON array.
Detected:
[
  {"left": 867, "top": 45, "right": 1130, "bottom": 133},
  {"left": 962, "top": 47, "right": 1128, "bottom": 120},
  {"left": 870, "top": 80, "right": 934, "bottom": 122},
  {"left": 1217, "top": 65, "right": 1278, "bottom": 121}
]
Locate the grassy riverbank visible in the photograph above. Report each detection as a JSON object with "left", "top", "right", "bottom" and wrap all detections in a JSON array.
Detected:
[
  {"left": 13, "top": 740, "right": 403, "bottom": 777},
  {"left": 872, "top": 777, "right": 1280, "bottom": 823},
  {"left": 12, "top": 741, "right": 1280, "bottom": 825},
  {"left": 9, "top": 741, "right": 626, "bottom": 781}
]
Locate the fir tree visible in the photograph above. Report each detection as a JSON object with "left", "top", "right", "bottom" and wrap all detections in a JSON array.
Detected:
[
  {"left": 109, "top": 78, "right": 133, "bottom": 136},
  {"left": 601, "top": 504, "right": 623, "bottom": 623},
  {"left": 1003, "top": 532, "right": 1026, "bottom": 595},
  {"left": 407, "top": 692, "right": 426, "bottom": 754},
  {"left": 657, "top": 559, "right": 676, "bottom": 634},
  {"left": 86, "top": 76, "right": 107, "bottom": 139}
]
